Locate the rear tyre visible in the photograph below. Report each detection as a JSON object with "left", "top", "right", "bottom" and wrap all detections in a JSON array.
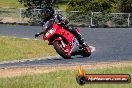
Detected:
[
  {"left": 81, "top": 47, "right": 91, "bottom": 57},
  {"left": 53, "top": 41, "right": 71, "bottom": 59}
]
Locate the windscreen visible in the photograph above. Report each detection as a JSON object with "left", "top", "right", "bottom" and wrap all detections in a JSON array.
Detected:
[{"left": 42, "top": 20, "right": 54, "bottom": 32}]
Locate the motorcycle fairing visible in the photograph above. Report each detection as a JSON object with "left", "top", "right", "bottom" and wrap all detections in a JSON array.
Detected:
[
  {"left": 69, "top": 37, "right": 80, "bottom": 54},
  {"left": 42, "top": 23, "right": 80, "bottom": 56}
]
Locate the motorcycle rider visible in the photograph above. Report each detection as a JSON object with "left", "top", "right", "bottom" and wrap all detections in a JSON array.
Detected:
[{"left": 35, "top": 6, "right": 87, "bottom": 47}]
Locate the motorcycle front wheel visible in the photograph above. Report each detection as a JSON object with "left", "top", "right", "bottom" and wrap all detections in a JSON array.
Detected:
[{"left": 53, "top": 41, "right": 71, "bottom": 59}]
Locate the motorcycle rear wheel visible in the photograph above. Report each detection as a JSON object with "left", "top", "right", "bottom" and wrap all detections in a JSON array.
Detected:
[
  {"left": 53, "top": 41, "right": 71, "bottom": 59},
  {"left": 81, "top": 47, "right": 91, "bottom": 57}
]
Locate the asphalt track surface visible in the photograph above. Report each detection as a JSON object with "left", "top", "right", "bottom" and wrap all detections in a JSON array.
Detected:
[{"left": 0, "top": 25, "right": 132, "bottom": 68}]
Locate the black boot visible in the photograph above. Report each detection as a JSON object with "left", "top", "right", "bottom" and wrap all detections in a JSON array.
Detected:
[
  {"left": 65, "top": 26, "right": 87, "bottom": 47},
  {"left": 76, "top": 33, "right": 87, "bottom": 47}
]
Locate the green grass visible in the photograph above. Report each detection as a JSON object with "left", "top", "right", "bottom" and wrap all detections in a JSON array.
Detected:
[
  {"left": 58, "top": 4, "right": 67, "bottom": 11},
  {"left": 0, "top": 0, "right": 24, "bottom": 8},
  {"left": 0, "top": 66, "right": 131, "bottom": 88},
  {"left": 0, "top": 36, "right": 57, "bottom": 62},
  {"left": 0, "top": 0, "right": 24, "bottom": 17},
  {"left": 0, "top": 8, "right": 19, "bottom": 17},
  {"left": 57, "top": 1, "right": 68, "bottom": 11},
  {"left": 0, "top": 0, "right": 68, "bottom": 9}
]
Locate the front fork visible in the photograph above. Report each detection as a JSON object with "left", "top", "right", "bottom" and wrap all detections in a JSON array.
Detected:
[{"left": 61, "top": 40, "right": 66, "bottom": 48}]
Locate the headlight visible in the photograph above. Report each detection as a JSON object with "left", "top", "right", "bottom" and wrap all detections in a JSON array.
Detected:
[
  {"left": 45, "top": 32, "right": 50, "bottom": 37},
  {"left": 45, "top": 28, "right": 55, "bottom": 37}
]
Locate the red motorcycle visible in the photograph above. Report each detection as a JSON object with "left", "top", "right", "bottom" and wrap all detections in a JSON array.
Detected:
[{"left": 35, "top": 21, "right": 91, "bottom": 59}]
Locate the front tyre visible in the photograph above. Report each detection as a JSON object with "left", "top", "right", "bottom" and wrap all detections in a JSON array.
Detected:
[{"left": 53, "top": 41, "right": 71, "bottom": 59}]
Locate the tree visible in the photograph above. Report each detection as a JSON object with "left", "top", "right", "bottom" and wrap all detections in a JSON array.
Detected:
[
  {"left": 66, "top": 0, "right": 116, "bottom": 13},
  {"left": 118, "top": 0, "right": 132, "bottom": 13},
  {"left": 18, "top": 0, "right": 57, "bottom": 9},
  {"left": 18, "top": 0, "right": 57, "bottom": 25},
  {"left": 66, "top": 0, "right": 132, "bottom": 13}
]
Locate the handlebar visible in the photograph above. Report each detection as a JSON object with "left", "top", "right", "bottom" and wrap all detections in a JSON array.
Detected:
[{"left": 35, "top": 32, "right": 44, "bottom": 38}]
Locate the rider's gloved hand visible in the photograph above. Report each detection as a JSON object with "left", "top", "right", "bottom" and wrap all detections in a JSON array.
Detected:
[
  {"left": 60, "top": 21, "right": 66, "bottom": 26},
  {"left": 57, "top": 21, "right": 65, "bottom": 26},
  {"left": 64, "top": 19, "right": 69, "bottom": 25}
]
